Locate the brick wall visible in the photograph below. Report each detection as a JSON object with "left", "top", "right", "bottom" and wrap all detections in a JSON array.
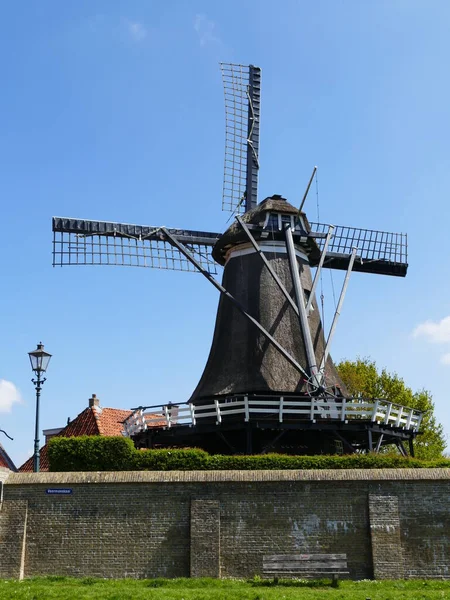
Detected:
[
  {"left": 0, "top": 499, "right": 27, "bottom": 578},
  {"left": 190, "top": 500, "right": 220, "bottom": 577},
  {"left": 369, "top": 495, "right": 404, "bottom": 579},
  {"left": 0, "top": 469, "right": 448, "bottom": 580}
]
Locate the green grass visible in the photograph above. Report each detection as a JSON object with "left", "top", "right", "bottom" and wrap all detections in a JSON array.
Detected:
[{"left": 0, "top": 577, "right": 448, "bottom": 600}]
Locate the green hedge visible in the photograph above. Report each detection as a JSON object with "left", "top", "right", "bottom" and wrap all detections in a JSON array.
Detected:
[
  {"left": 47, "top": 436, "right": 450, "bottom": 472},
  {"left": 207, "top": 453, "right": 450, "bottom": 470},
  {"left": 47, "top": 436, "right": 136, "bottom": 472}
]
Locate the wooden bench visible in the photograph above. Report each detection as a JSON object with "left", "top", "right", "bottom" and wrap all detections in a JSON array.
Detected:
[{"left": 263, "top": 553, "right": 349, "bottom": 585}]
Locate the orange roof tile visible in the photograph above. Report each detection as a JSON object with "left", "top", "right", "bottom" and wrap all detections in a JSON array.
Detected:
[
  {"left": 19, "top": 447, "right": 49, "bottom": 473},
  {"left": 18, "top": 405, "right": 133, "bottom": 473},
  {"left": 0, "top": 443, "right": 16, "bottom": 471},
  {"left": 144, "top": 412, "right": 167, "bottom": 428},
  {"left": 64, "top": 407, "right": 100, "bottom": 437},
  {"left": 95, "top": 407, "right": 133, "bottom": 436}
]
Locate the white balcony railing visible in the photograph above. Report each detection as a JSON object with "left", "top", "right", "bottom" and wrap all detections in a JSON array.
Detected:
[{"left": 123, "top": 396, "right": 423, "bottom": 438}]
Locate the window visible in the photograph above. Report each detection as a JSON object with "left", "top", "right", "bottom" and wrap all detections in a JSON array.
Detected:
[
  {"left": 264, "top": 213, "right": 279, "bottom": 230},
  {"left": 263, "top": 213, "right": 297, "bottom": 231}
]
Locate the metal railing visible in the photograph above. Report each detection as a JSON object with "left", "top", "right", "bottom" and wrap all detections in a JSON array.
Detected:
[{"left": 123, "top": 396, "right": 423, "bottom": 437}]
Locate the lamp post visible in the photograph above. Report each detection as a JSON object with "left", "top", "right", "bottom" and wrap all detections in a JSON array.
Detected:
[{"left": 28, "top": 342, "right": 52, "bottom": 473}]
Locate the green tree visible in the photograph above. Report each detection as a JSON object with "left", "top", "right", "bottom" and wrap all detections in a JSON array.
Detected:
[{"left": 336, "top": 358, "right": 447, "bottom": 460}]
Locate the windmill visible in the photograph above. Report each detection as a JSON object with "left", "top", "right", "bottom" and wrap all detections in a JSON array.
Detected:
[{"left": 52, "top": 64, "right": 420, "bottom": 456}]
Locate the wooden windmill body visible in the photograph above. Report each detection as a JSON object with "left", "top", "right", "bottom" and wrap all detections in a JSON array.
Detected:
[{"left": 191, "top": 195, "right": 345, "bottom": 403}]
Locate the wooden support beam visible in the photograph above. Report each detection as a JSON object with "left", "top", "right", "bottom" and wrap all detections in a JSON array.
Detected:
[
  {"left": 261, "top": 430, "right": 287, "bottom": 454},
  {"left": 375, "top": 433, "right": 384, "bottom": 453},
  {"left": 216, "top": 431, "right": 237, "bottom": 454},
  {"left": 396, "top": 440, "right": 408, "bottom": 457},
  {"left": 333, "top": 431, "right": 356, "bottom": 454},
  {"left": 246, "top": 426, "right": 253, "bottom": 454},
  {"left": 367, "top": 428, "right": 373, "bottom": 453}
]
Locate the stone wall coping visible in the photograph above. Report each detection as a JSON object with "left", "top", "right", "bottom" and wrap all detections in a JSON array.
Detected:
[
  {"left": 4, "top": 468, "right": 450, "bottom": 485},
  {"left": 0, "top": 468, "right": 11, "bottom": 483}
]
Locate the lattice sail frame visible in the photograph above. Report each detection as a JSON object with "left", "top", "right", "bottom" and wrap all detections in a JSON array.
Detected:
[
  {"left": 221, "top": 63, "right": 261, "bottom": 214},
  {"left": 52, "top": 217, "right": 220, "bottom": 274},
  {"left": 311, "top": 222, "right": 408, "bottom": 276}
]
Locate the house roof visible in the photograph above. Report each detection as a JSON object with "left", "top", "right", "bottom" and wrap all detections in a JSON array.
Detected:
[
  {"left": 0, "top": 442, "right": 17, "bottom": 472},
  {"left": 19, "top": 404, "right": 133, "bottom": 473},
  {"left": 143, "top": 413, "right": 167, "bottom": 428},
  {"left": 95, "top": 407, "right": 134, "bottom": 436}
]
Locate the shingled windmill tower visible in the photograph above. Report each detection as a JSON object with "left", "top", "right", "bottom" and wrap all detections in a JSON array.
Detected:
[{"left": 52, "top": 64, "right": 418, "bottom": 455}]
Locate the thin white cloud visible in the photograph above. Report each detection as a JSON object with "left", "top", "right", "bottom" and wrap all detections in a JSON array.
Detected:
[
  {"left": 86, "top": 15, "right": 148, "bottom": 43},
  {"left": 194, "top": 14, "right": 221, "bottom": 47},
  {"left": 0, "top": 380, "right": 23, "bottom": 413},
  {"left": 126, "top": 20, "right": 147, "bottom": 42},
  {"left": 413, "top": 316, "right": 450, "bottom": 343},
  {"left": 413, "top": 315, "right": 450, "bottom": 366}
]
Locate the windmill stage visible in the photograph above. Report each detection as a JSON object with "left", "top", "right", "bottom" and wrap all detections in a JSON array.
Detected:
[{"left": 52, "top": 64, "right": 420, "bottom": 456}]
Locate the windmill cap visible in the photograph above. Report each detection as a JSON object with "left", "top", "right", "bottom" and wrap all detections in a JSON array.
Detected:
[{"left": 212, "top": 195, "right": 319, "bottom": 265}]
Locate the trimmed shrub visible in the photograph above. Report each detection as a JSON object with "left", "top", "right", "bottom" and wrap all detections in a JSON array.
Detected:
[
  {"left": 206, "top": 453, "right": 445, "bottom": 470},
  {"left": 48, "top": 436, "right": 136, "bottom": 472},
  {"left": 47, "top": 436, "right": 450, "bottom": 472},
  {"left": 132, "top": 448, "right": 210, "bottom": 471}
]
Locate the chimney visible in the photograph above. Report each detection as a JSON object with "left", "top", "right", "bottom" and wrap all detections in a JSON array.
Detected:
[
  {"left": 43, "top": 427, "right": 64, "bottom": 443},
  {"left": 89, "top": 394, "right": 100, "bottom": 408}
]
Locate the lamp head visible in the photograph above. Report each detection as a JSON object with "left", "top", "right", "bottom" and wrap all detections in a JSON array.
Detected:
[{"left": 28, "top": 342, "right": 52, "bottom": 374}]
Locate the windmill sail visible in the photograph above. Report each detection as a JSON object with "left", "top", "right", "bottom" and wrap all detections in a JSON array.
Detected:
[
  {"left": 52, "top": 217, "right": 220, "bottom": 274},
  {"left": 220, "top": 63, "right": 261, "bottom": 214},
  {"left": 310, "top": 222, "right": 408, "bottom": 276}
]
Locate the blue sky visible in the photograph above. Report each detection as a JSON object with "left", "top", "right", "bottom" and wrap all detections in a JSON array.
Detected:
[{"left": 1, "top": 0, "right": 450, "bottom": 466}]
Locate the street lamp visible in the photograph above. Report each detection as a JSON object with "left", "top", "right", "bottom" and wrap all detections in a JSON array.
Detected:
[{"left": 28, "top": 342, "right": 52, "bottom": 473}]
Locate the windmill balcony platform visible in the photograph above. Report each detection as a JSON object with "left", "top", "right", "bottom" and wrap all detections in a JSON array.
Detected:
[{"left": 123, "top": 396, "right": 423, "bottom": 456}]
